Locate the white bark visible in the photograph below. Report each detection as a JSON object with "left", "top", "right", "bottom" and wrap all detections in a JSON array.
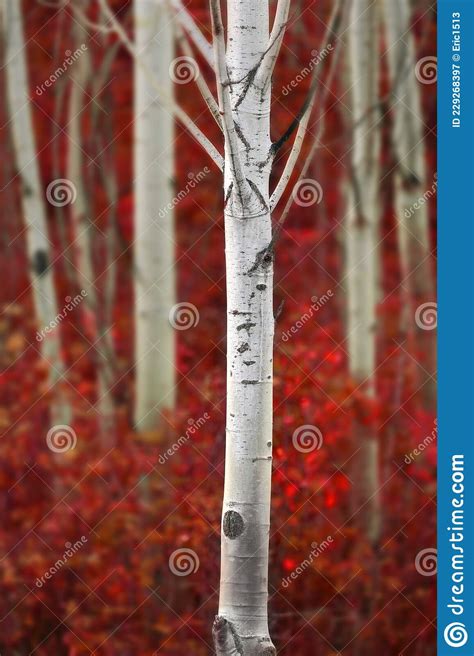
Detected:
[
  {"left": 169, "top": 0, "right": 214, "bottom": 67},
  {"left": 98, "top": 0, "right": 224, "bottom": 169},
  {"left": 382, "top": 0, "right": 436, "bottom": 406},
  {"left": 133, "top": 0, "right": 177, "bottom": 430},
  {"left": 212, "top": 0, "right": 275, "bottom": 652},
  {"left": 346, "top": 0, "right": 381, "bottom": 544},
  {"left": 382, "top": 0, "right": 432, "bottom": 298},
  {"left": 66, "top": 10, "right": 117, "bottom": 432},
  {"left": 67, "top": 18, "right": 94, "bottom": 297},
  {"left": 4, "top": 0, "right": 68, "bottom": 422}
]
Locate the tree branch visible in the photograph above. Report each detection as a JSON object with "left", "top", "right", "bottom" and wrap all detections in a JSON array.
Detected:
[
  {"left": 254, "top": 0, "right": 291, "bottom": 88},
  {"left": 172, "top": 17, "right": 223, "bottom": 130},
  {"left": 209, "top": 0, "right": 251, "bottom": 202},
  {"left": 96, "top": 0, "right": 224, "bottom": 170},
  {"left": 169, "top": 0, "right": 214, "bottom": 68},
  {"left": 270, "top": 0, "right": 344, "bottom": 210},
  {"left": 270, "top": 0, "right": 347, "bottom": 243}
]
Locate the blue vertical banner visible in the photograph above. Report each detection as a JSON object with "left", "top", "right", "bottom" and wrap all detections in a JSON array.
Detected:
[{"left": 438, "top": 0, "right": 474, "bottom": 653}]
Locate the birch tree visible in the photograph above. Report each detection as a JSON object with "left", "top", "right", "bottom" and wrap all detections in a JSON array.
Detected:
[
  {"left": 3, "top": 0, "right": 68, "bottom": 423},
  {"left": 97, "top": 0, "right": 341, "bottom": 650},
  {"left": 209, "top": 0, "right": 276, "bottom": 649},
  {"left": 134, "top": 0, "right": 177, "bottom": 430},
  {"left": 67, "top": 11, "right": 120, "bottom": 431},
  {"left": 346, "top": 0, "right": 381, "bottom": 544},
  {"left": 381, "top": 0, "right": 436, "bottom": 405}
]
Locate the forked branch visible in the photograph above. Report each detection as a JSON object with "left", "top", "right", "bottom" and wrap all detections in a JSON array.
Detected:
[{"left": 97, "top": 0, "right": 224, "bottom": 169}]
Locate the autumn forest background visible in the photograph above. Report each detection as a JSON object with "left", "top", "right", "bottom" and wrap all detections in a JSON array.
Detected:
[{"left": 0, "top": 0, "right": 437, "bottom": 654}]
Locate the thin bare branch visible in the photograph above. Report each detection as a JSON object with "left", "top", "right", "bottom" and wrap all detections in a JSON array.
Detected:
[
  {"left": 254, "top": 0, "right": 291, "bottom": 88},
  {"left": 270, "top": 0, "right": 347, "bottom": 243},
  {"left": 270, "top": 0, "right": 344, "bottom": 210},
  {"left": 209, "top": 0, "right": 251, "bottom": 199},
  {"left": 97, "top": 0, "right": 224, "bottom": 169},
  {"left": 173, "top": 17, "right": 223, "bottom": 130},
  {"left": 169, "top": 0, "right": 214, "bottom": 67}
]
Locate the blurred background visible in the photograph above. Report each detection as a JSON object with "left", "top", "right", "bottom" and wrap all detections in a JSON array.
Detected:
[{"left": 0, "top": 0, "right": 436, "bottom": 653}]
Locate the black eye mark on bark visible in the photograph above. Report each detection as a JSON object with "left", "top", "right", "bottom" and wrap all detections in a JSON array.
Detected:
[
  {"left": 237, "top": 342, "right": 250, "bottom": 353},
  {"left": 223, "top": 510, "right": 245, "bottom": 539},
  {"left": 256, "top": 284, "right": 266, "bottom": 291},
  {"left": 32, "top": 250, "right": 49, "bottom": 277},
  {"left": 247, "top": 245, "right": 274, "bottom": 275}
]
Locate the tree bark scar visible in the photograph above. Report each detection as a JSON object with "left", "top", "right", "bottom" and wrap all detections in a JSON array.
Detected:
[
  {"left": 234, "top": 120, "right": 251, "bottom": 150},
  {"left": 213, "top": 616, "right": 244, "bottom": 655},
  {"left": 32, "top": 249, "right": 49, "bottom": 276},
  {"left": 223, "top": 510, "right": 245, "bottom": 539},
  {"left": 274, "top": 299, "right": 284, "bottom": 322},
  {"left": 247, "top": 245, "right": 273, "bottom": 275},
  {"left": 401, "top": 170, "right": 421, "bottom": 191},
  {"left": 246, "top": 178, "right": 268, "bottom": 211}
]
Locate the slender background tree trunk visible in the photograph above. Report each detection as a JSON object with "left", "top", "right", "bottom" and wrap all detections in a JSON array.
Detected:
[
  {"left": 382, "top": 0, "right": 436, "bottom": 407},
  {"left": 346, "top": 0, "right": 381, "bottom": 545},
  {"left": 134, "top": 0, "right": 176, "bottom": 430},
  {"left": 4, "top": 0, "right": 69, "bottom": 424}
]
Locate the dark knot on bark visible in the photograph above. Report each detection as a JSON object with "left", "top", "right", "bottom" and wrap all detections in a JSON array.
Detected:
[{"left": 213, "top": 616, "right": 244, "bottom": 655}]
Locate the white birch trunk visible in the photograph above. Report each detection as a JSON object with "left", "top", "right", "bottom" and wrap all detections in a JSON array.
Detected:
[
  {"left": 382, "top": 0, "right": 432, "bottom": 297},
  {"left": 67, "top": 13, "right": 116, "bottom": 432},
  {"left": 4, "top": 0, "right": 68, "bottom": 423},
  {"left": 382, "top": 0, "right": 436, "bottom": 405},
  {"left": 134, "top": 0, "right": 176, "bottom": 431},
  {"left": 346, "top": 0, "right": 381, "bottom": 544},
  {"left": 213, "top": 0, "right": 275, "bottom": 653}
]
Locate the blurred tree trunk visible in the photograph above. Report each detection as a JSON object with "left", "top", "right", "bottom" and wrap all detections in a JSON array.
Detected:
[
  {"left": 66, "top": 9, "right": 115, "bottom": 432},
  {"left": 382, "top": 0, "right": 436, "bottom": 407},
  {"left": 133, "top": 0, "right": 176, "bottom": 430},
  {"left": 212, "top": 0, "right": 275, "bottom": 652},
  {"left": 4, "top": 0, "right": 69, "bottom": 424},
  {"left": 346, "top": 0, "right": 381, "bottom": 545}
]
